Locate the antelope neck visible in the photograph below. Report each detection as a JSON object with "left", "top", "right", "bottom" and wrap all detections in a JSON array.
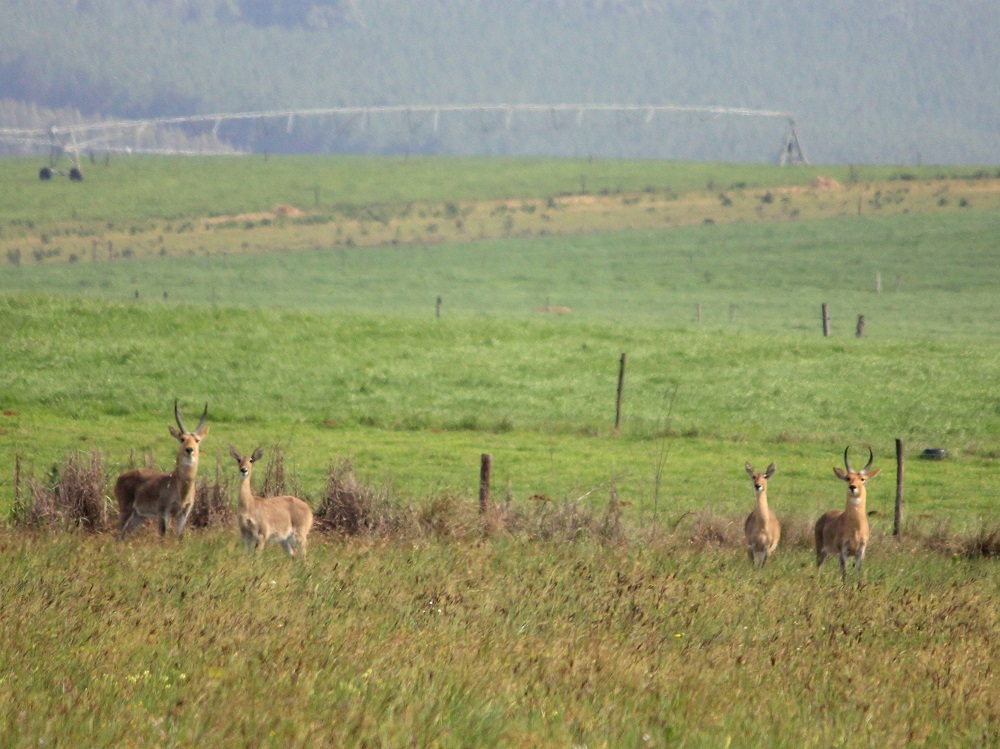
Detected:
[
  {"left": 755, "top": 489, "right": 770, "bottom": 514},
  {"left": 237, "top": 473, "right": 255, "bottom": 512}
]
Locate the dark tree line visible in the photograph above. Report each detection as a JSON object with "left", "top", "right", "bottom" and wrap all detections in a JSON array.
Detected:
[{"left": 1, "top": 0, "right": 998, "bottom": 163}]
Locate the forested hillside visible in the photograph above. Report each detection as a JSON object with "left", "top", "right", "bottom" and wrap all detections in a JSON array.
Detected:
[{"left": 1, "top": 0, "right": 998, "bottom": 163}]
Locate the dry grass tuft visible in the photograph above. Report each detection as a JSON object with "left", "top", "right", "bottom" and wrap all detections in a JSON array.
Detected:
[
  {"left": 958, "top": 524, "right": 1000, "bottom": 559},
  {"left": 315, "top": 458, "right": 400, "bottom": 536},
  {"left": 684, "top": 510, "right": 737, "bottom": 549},
  {"left": 257, "top": 443, "right": 299, "bottom": 498},
  {"left": 187, "top": 458, "right": 234, "bottom": 529},
  {"left": 12, "top": 451, "right": 112, "bottom": 531},
  {"left": 8, "top": 452, "right": 1000, "bottom": 565}
]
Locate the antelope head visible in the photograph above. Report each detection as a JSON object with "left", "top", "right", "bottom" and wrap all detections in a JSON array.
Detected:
[
  {"left": 229, "top": 445, "right": 265, "bottom": 478},
  {"left": 833, "top": 446, "right": 880, "bottom": 505},
  {"left": 168, "top": 400, "right": 210, "bottom": 467},
  {"left": 745, "top": 462, "right": 776, "bottom": 495}
]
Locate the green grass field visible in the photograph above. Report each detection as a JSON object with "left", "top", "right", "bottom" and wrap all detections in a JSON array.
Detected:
[
  {"left": 5, "top": 155, "right": 990, "bottom": 225},
  {"left": 0, "top": 155, "right": 998, "bottom": 747}
]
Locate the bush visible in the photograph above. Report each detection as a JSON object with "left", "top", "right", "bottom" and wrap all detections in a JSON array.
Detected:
[
  {"left": 11, "top": 451, "right": 112, "bottom": 531},
  {"left": 315, "top": 458, "right": 399, "bottom": 536},
  {"left": 187, "top": 458, "right": 234, "bottom": 529},
  {"left": 959, "top": 524, "right": 1000, "bottom": 558}
]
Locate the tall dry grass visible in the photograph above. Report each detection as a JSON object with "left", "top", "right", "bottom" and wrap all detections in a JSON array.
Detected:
[
  {"left": 11, "top": 451, "right": 112, "bottom": 531},
  {"left": 7, "top": 449, "right": 1000, "bottom": 561}
]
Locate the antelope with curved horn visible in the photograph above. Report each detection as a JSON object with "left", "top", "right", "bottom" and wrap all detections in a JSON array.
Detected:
[
  {"left": 115, "top": 400, "right": 210, "bottom": 539},
  {"left": 229, "top": 446, "right": 313, "bottom": 558},
  {"left": 815, "top": 446, "right": 881, "bottom": 579},
  {"left": 744, "top": 461, "right": 781, "bottom": 569}
]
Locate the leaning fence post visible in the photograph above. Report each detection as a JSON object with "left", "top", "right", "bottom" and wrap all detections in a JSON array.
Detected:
[
  {"left": 894, "top": 438, "right": 904, "bottom": 536},
  {"left": 13, "top": 452, "right": 21, "bottom": 515},
  {"left": 615, "top": 353, "right": 627, "bottom": 433},
  {"left": 479, "top": 453, "right": 492, "bottom": 514}
]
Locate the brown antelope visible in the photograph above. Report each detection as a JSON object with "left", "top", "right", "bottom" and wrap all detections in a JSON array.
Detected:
[
  {"left": 744, "top": 461, "right": 781, "bottom": 569},
  {"left": 229, "top": 446, "right": 313, "bottom": 558},
  {"left": 815, "top": 447, "right": 881, "bottom": 579},
  {"left": 115, "top": 400, "right": 209, "bottom": 540}
]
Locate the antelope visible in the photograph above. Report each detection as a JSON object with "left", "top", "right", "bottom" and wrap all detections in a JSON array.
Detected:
[
  {"left": 744, "top": 461, "right": 781, "bottom": 569},
  {"left": 815, "top": 447, "right": 881, "bottom": 579},
  {"left": 115, "top": 400, "right": 209, "bottom": 540},
  {"left": 229, "top": 446, "right": 313, "bottom": 558}
]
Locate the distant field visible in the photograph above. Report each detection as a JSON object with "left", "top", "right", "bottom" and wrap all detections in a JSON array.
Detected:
[
  {"left": 5, "top": 155, "right": 993, "bottom": 225},
  {"left": 2, "top": 156, "right": 998, "bottom": 282},
  {"left": 1, "top": 209, "right": 998, "bottom": 334}
]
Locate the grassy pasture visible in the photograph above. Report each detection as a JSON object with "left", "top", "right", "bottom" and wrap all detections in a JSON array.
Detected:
[
  {"left": 2, "top": 155, "right": 998, "bottom": 277},
  {"left": 0, "top": 291, "right": 998, "bottom": 526},
  {"left": 1, "top": 209, "right": 999, "bottom": 331},
  {"left": 4, "top": 155, "right": 993, "bottom": 226},
  {"left": 1, "top": 155, "right": 999, "bottom": 746}
]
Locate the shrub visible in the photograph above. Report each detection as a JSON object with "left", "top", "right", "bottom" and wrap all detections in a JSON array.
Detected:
[
  {"left": 959, "top": 524, "right": 1000, "bottom": 558},
  {"left": 187, "top": 458, "right": 234, "bottom": 529},
  {"left": 11, "top": 451, "right": 111, "bottom": 531},
  {"left": 315, "top": 458, "right": 399, "bottom": 536}
]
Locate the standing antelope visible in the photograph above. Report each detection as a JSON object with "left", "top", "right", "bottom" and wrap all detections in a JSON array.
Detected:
[
  {"left": 744, "top": 461, "right": 781, "bottom": 569},
  {"left": 115, "top": 400, "right": 209, "bottom": 540},
  {"left": 229, "top": 446, "right": 313, "bottom": 558},
  {"left": 815, "top": 447, "right": 881, "bottom": 579}
]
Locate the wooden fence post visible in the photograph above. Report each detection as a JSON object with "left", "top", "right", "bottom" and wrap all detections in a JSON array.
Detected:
[
  {"left": 894, "top": 438, "right": 904, "bottom": 536},
  {"left": 436, "top": 296, "right": 442, "bottom": 318},
  {"left": 822, "top": 303, "right": 830, "bottom": 337},
  {"left": 856, "top": 314, "right": 866, "bottom": 338},
  {"left": 479, "top": 453, "right": 492, "bottom": 514},
  {"left": 615, "top": 353, "right": 627, "bottom": 433},
  {"left": 13, "top": 452, "right": 21, "bottom": 514}
]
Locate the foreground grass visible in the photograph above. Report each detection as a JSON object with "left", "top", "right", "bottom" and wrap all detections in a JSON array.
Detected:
[{"left": 1, "top": 529, "right": 997, "bottom": 747}]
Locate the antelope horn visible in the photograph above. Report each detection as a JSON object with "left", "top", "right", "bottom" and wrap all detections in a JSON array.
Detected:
[
  {"left": 843, "top": 446, "right": 853, "bottom": 474},
  {"left": 195, "top": 403, "right": 209, "bottom": 433},
  {"left": 174, "top": 399, "right": 187, "bottom": 434},
  {"left": 862, "top": 446, "right": 874, "bottom": 475}
]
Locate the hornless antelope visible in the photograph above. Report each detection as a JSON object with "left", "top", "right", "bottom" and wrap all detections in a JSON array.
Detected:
[
  {"left": 744, "top": 462, "right": 781, "bottom": 569},
  {"left": 229, "top": 446, "right": 313, "bottom": 558},
  {"left": 115, "top": 400, "right": 209, "bottom": 540},
  {"left": 815, "top": 447, "right": 881, "bottom": 579}
]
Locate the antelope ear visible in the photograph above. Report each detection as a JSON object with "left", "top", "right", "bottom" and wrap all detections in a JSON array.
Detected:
[
  {"left": 168, "top": 424, "right": 182, "bottom": 440},
  {"left": 251, "top": 447, "right": 265, "bottom": 462},
  {"left": 195, "top": 423, "right": 210, "bottom": 439},
  {"left": 228, "top": 445, "right": 241, "bottom": 462},
  {"left": 864, "top": 467, "right": 881, "bottom": 480},
  {"left": 745, "top": 462, "right": 755, "bottom": 477},
  {"left": 765, "top": 462, "right": 776, "bottom": 478},
  {"left": 833, "top": 466, "right": 849, "bottom": 481}
]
